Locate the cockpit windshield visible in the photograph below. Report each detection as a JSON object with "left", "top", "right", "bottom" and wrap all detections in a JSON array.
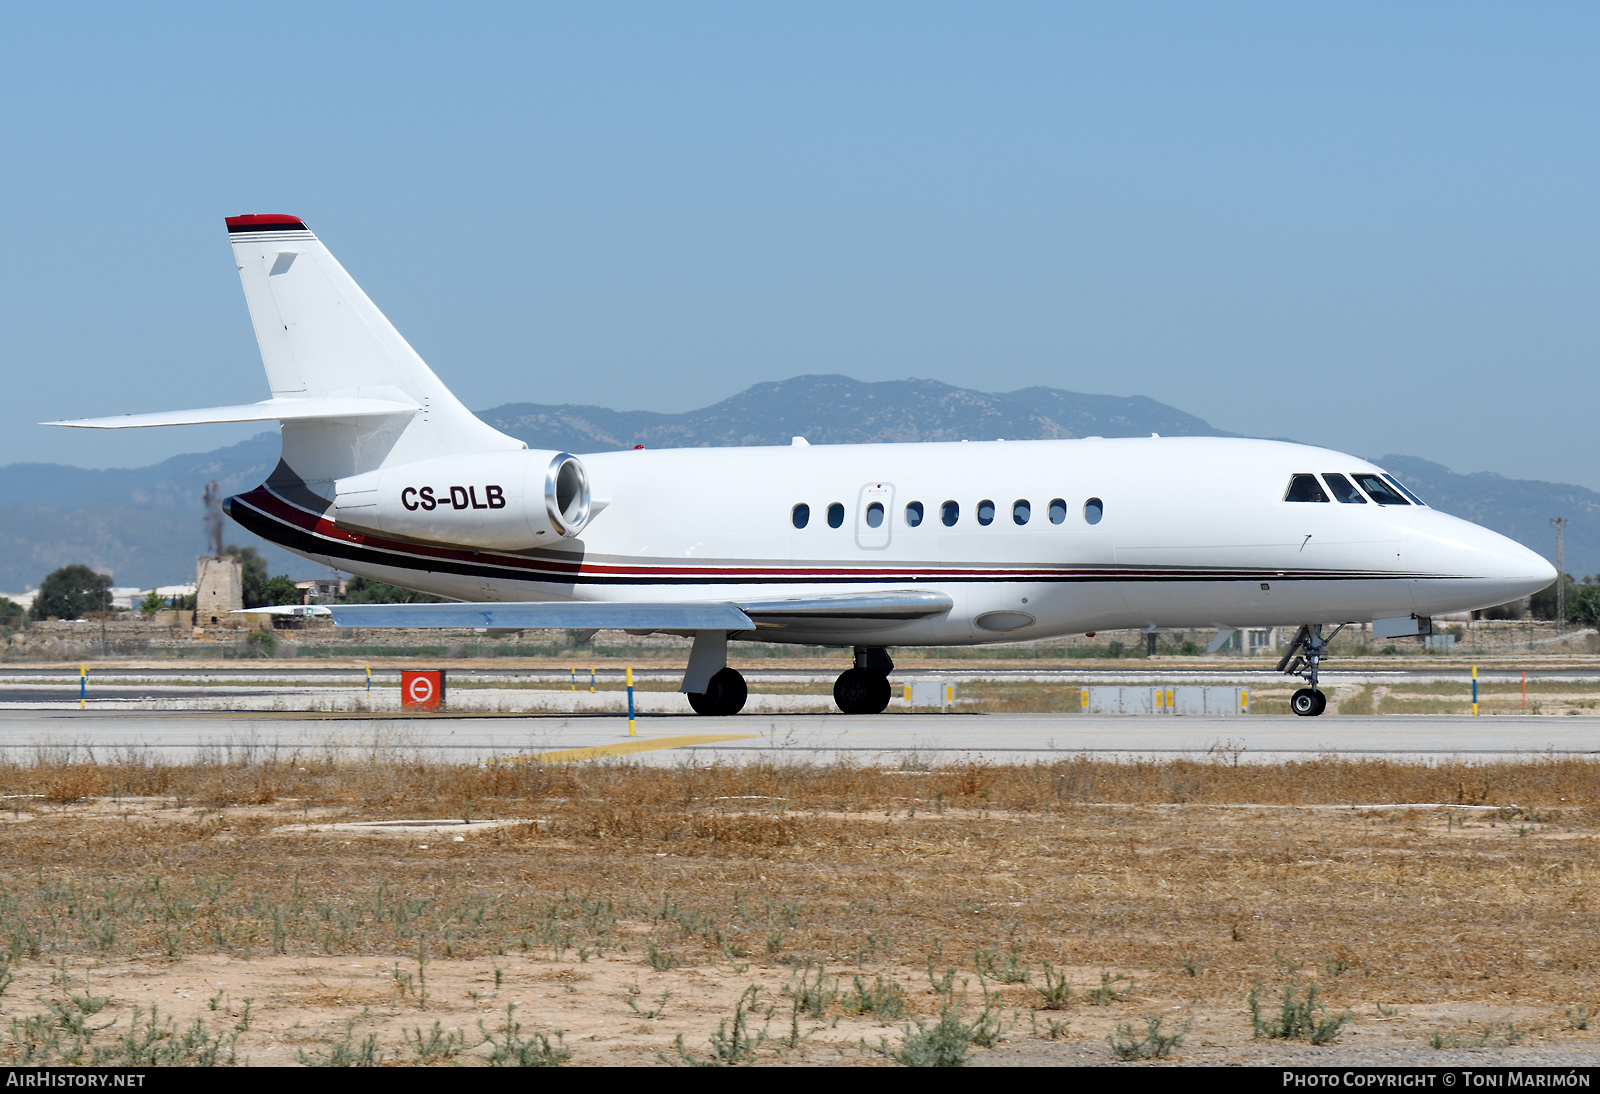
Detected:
[
  {"left": 1322, "top": 473, "right": 1367, "bottom": 504},
  {"left": 1284, "top": 474, "right": 1329, "bottom": 503},
  {"left": 1382, "top": 473, "right": 1426, "bottom": 506},
  {"left": 1353, "top": 473, "right": 1409, "bottom": 506}
]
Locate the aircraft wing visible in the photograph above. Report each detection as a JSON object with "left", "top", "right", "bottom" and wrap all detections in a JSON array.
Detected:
[
  {"left": 323, "top": 591, "right": 952, "bottom": 632},
  {"left": 326, "top": 601, "right": 757, "bottom": 630}
]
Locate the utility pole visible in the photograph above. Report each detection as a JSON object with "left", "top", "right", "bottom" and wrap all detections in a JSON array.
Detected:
[{"left": 1551, "top": 517, "right": 1570, "bottom": 629}]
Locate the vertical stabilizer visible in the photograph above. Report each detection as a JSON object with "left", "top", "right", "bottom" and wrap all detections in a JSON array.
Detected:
[{"left": 226, "top": 214, "right": 520, "bottom": 486}]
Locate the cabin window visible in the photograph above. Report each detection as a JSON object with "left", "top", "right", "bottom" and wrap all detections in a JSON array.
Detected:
[
  {"left": 1322, "top": 473, "right": 1366, "bottom": 504},
  {"left": 905, "top": 501, "right": 924, "bottom": 527},
  {"left": 1013, "top": 500, "right": 1030, "bottom": 525},
  {"left": 1353, "top": 474, "right": 1409, "bottom": 506},
  {"left": 865, "top": 502, "right": 885, "bottom": 528},
  {"left": 1084, "top": 497, "right": 1104, "bottom": 525},
  {"left": 1048, "top": 498, "right": 1067, "bottom": 524},
  {"left": 977, "top": 500, "right": 995, "bottom": 526},
  {"left": 792, "top": 503, "right": 810, "bottom": 528},
  {"left": 1284, "top": 474, "right": 1329, "bottom": 502},
  {"left": 827, "top": 502, "right": 846, "bottom": 527},
  {"left": 941, "top": 500, "right": 959, "bottom": 526},
  {"left": 1383, "top": 474, "right": 1427, "bottom": 506}
]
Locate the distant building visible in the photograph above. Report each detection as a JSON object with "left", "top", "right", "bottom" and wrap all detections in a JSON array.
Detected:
[
  {"left": 295, "top": 578, "right": 346, "bottom": 604},
  {"left": 195, "top": 557, "right": 243, "bottom": 627}
]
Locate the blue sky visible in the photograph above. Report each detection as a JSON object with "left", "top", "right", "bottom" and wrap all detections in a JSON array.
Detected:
[{"left": 2, "top": 3, "right": 1597, "bottom": 485}]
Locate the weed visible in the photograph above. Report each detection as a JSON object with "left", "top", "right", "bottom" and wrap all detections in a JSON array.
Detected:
[
  {"left": 391, "top": 962, "right": 414, "bottom": 999},
  {"left": 1087, "top": 971, "right": 1133, "bottom": 1006},
  {"left": 297, "top": 1019, "right": 383, "bottom": 1066},
  {"left": 890, "top": 995, "right": 1010, "bottom": 1067},
  {"left": 975, "top": 943, "right": 1030, "bottom": 985},
  {"left": 1568, "top": 1005, "right": 1591, "bottom": 1030},
  {"left": 64, "top": 968, "right": 108, "bottom": 1016},
  {"left": 109, "top": 1005, "right": 238, "bottom": 1066},
  {"left": 925, "top": 957, "right": 958, "bottom": 996},
  {"left": 646, "top": 944, "right": 678, "bottom": 971},
  {"left": 234, "top": 997, "right": 253, "bottom": 1033},
  {"left": 415, "top": 940, "right": 430, "bottom": 1009},
  {"left": 1427, "top": 1026, "right": 1525, "bottom": 1049},
  {"left": 1182, "top": 954, "right": 1204, "bottom": 978},
  {"left": 628, "top": 990, "right": 672, "bottom": 1020},
  {"left": 1109, "top": 1015, "right": 1191, "bottom": 1060},
  {"left": 1377, "top": 1003, "right": 1399, "bottom": 1018},
  {"left": 478, "top": 1003, "right": 570, "bottom": 1067},
  {"left": 1029, "top": 1012, "right": 1070, "bottom": 1040},
  {"left": 207, "top": 987, "right": 226, "bottom": 1012},
  {"left": 404, "top": 1020, "right": 465, "bottom": 1062},
  {"left": 667, "top": 984, "right": 765, "bottom": 1066},
  {"left": 1034, "top": 962, "right": 1072, "bottom": 1010},
  {"left": 841, "top": 974, "right": 908, "bottom": 1020},
  {"left": 1249, "top": 981, "right": 1352, "bottom": 1044},
  {"left": 783, "top": 961, "right": 838, "bottom": 1020}
]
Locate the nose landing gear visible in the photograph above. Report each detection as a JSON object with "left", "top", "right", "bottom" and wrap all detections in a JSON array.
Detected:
[
  {"left": 834, "top": 647, "right": 894, "bottom": 714},
  {"left": 1278, "top": 623, "right": 1345, "bottom": 717}
]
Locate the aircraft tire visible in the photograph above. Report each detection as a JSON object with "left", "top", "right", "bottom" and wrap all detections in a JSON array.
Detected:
[
  {"left": 834, "top": 668, "right": 892, "bottom": 714},
  {"left": 687, "top": 668, "right": 748, "bottom": 716},
  {"left": 1290, "top": 687, "right": 1324, "bottom": 717}
]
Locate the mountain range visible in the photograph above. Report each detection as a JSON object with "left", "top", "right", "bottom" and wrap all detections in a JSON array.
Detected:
[{"left": 0, "top": 375, "right": 1588, "bottom": 592}]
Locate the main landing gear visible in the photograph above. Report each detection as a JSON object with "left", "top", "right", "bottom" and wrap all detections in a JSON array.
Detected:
[
  {"left": 686, "top": 667, "right": 748, "bottom": 716},
  {"left": 1277, "top": 623, "right": 1346, "bottom": 717},
  {"left": 834, "top": 647, "right": 894, "bottom": 715}
]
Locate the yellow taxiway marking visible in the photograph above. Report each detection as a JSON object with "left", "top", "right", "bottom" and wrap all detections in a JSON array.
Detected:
[{"left": 497, "top": 734, "right": 759, "bottom": 764}]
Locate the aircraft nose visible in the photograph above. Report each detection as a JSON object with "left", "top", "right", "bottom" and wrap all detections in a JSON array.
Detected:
[{"left": 1408, "top": 514, "right": 1556, "bottom": 612}]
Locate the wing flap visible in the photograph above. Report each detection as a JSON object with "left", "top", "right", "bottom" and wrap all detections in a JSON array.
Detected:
[{"left": 736, "top": 590, "right": 954, "bottom": 625}]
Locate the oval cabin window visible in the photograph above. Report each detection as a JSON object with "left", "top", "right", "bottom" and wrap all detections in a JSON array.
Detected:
[
  {"left": 1013, "top": 500, "right": 1030, "bottom": 525},
  {"left": 977, "top": 500, "right": 995, "bottom": 526},
  {"left": 1049, "top": 498, "right": 1067, "bottom": 524},
  {"left": 905, "top": 501, "right": 924, "bottom": 527},
  {"left": 792, "top": 503, "right": 810, "bottom": 529},
  {"left": 827, "top": 502, "right": 845, "bottom": 528},
  {"left": 865, "top": 502, "right": 885, "bottom": 528},
  {"left": 1084, "top": 497, "right": 1104, "bottom": 525}
]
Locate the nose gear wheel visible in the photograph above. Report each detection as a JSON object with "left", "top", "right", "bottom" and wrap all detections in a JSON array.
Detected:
[{"left": 1278, "top": 623, "right": 1345, "bottom": 717}]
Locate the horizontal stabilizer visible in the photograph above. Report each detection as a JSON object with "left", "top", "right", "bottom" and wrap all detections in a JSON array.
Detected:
[
  {"left": 231, "top": 605, "right": 332, "bottom": 617},
  {"left": 327, "top": 601, "right": 756, "bottom": 631},
  {"left": 43, "top": 397, "right": 419, "bottom": 429}
]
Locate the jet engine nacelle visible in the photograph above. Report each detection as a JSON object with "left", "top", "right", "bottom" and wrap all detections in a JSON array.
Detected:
[{"left": 332, "top": 450, "right": 592, "bottom": 548}]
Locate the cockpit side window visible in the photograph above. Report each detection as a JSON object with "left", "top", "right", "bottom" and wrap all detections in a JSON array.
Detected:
[
  {"left": 1283, "top": 474, "right": 1329, "bottom": 503},
  {"left": 1382, "top": 473, "right": 1426, "bottom": 506},
  {"left": 1322, "top": 473, "right": 1366, "bottom": 504},
  {"left": 1353, "top": 473, "right": 1409, "bottom": 506}
]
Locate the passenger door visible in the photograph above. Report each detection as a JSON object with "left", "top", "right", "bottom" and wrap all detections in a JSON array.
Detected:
[{"left": 855, "top": 482, "right": 894, "bottom": 550}]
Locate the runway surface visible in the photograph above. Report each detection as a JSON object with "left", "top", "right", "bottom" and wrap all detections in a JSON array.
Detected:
[{"left": 2, "top": 708, "right": 1595, "bottom": 765}]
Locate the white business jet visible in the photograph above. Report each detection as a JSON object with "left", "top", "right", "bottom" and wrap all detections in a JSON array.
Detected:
[{"left": 47, "top": 215, "right": 1555, "bottom": 717}]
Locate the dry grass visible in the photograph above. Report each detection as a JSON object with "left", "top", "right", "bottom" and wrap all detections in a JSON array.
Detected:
[{"left": 2, "top": 755, "right": 1599, "bottom": 1064}]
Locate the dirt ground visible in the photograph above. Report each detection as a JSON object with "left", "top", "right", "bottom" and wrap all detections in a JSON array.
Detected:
[{"left": 2, "top": 757, "right": 1599, "bottom": 1065}]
